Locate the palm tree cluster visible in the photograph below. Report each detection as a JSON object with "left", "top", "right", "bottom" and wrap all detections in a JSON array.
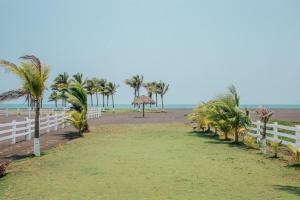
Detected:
[
  {"left": 125, "top": 75, "right": 169, "bottom": 110},
  {"left": 50, "top": 72, "right": 118, "bottom": 109},
  {"left": 188, "top": 85, "right": 251, "bottom": 143}
]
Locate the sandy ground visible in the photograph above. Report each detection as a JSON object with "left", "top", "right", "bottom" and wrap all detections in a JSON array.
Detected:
[{"left": 1, "top": 108, "right": 300, "bottom": 162}]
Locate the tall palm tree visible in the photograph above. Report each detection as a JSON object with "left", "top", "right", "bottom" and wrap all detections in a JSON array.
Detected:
[
  {"left": 156, "top": 81, "right": 169, "bottom": 110},
  {"left": 106, "top": 82, "right": 119, "bottom": 110},
  {"left": 98, "top": 79, "right": 107, "bottom": 108},
  {"left": 125, "top": 75, "right": 144, "bottom": 104},
  {"left": 0, "top": 55, "right": 49, "bottom": 156},
  {"left": 143, "top": 82, "right": 156, "bottom": 107},
  {"left": 48, "top": 91, "right": 59, "bottom": 107},
  {"left": 51, "top": 72, "right": 69, "bottom": 107},
  {"left": 72, "top": 72, "right": 86, "bottom": 86},
  {"left": 91, "top": 78, "right": 101, "bottom": 107},
  {"left": 154, "top": 81, "right": 159, "bottom": 108},
  {"left": 85, "top": 79, "right": 95, "bottom": 106},
  {"left": 66, "top": 82, "right": 89, "bottom": 135}
]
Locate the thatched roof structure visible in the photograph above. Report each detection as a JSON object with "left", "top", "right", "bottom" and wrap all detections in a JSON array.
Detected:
[
  {"left": 0, "top": 89, "right": 26, "bottom": 101},
  {"left": 132, "top": 95, "right": 155, "bottom": 105}
]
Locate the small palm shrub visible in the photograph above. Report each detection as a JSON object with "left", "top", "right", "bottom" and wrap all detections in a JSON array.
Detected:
[
  {"left": 244, "top": 136, "right": 259, "bottom": 149},
  {"left": 269, "top": 140, "right": 282, "bottom": 158},
  {"left": 67, "top": 111, "right": 86, "bottom": 137},
  {"left": 287, "top": 144, "right": 300, "bottom": 164}
]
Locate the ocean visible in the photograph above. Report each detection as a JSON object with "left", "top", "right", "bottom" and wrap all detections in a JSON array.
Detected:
[{"left": 1, "top": 104, "right": 300, "bottom": 109}]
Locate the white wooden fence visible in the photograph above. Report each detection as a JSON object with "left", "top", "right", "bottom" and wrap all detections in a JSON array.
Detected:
[
  {"left": 0, "top": 108, "right": 101, "bottom": 144},
  {"left": 0, "top": 108, "right": 70, "bottom": 117},
  {"left": 246, "top": 121, "right": 300, "bottom": 148}
]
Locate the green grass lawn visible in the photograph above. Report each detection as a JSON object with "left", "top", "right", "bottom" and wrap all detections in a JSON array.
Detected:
[{"left": 1, "top": 123, "right": 300, "bottom": 200}]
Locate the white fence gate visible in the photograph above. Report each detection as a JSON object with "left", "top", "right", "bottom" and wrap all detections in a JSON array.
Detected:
[{"left": 0, "top": 108, "right": 101, "bottom": 144}]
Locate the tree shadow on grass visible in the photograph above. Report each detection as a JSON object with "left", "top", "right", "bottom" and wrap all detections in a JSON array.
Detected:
[
  {"left": 274, "top": 185, "right": 300, "bottom": 196},
  {"left": 188, "top": 131, "right": 249, "bottom": 150},
  {"left": 56, "top": 131, "right": 81, "bottom": 140}
]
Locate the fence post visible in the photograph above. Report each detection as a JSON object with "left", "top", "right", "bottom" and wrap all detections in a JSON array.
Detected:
[
  {"left": 273, "top": 122, "right": 278, "bottom": 141},
  {"left": 295, "top": 125, "right": 300, "bottom": 149},
  {"left": 11, "top": 120, "right": 16, "bottom": 144},
  {"left": 46, "top": 114, "right": 50, "bottom": 133},
  {"left": 28, "top": 109, "right": 31, "bottom": 118},
  {"left": 26, "top": 117, "right": 31, "bottom": 140},
  {"left": 256, "top": 120, "right": 261, "bottom": 143},
  {"left": 54, "top": 113, "right": 58, "bottom": 131}
]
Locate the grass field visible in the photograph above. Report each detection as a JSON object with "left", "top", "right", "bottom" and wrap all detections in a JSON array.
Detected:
[{"left": 0, "top": 123, "right": 300, "bottom": 199}]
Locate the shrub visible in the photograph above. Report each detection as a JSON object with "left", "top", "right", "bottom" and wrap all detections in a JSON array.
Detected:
[
  {"left": 269, "top": 140, "right": 282, "bottom": 158},
  {"left": 287, "top": 144, "right": 300, "bottom": 164},
  {"left": 0, "top": 161, "right": 9, "bottom": 178},
  {"left": 244, "top": 136, "right": 259, "bottom": 149}
]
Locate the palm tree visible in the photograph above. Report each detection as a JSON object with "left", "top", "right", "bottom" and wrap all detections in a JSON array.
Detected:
[
  {"left": 143, "top": 82, "right": 156, "bottom": 107},
  {"left": 66, "top": 82, "right": 89, "bottom": 135},
  {"left": 48, "top": 91, "right": 59, "bottom": 107},
  {"left": 51, "top": 72, "right": 69, "bottom": 107},
  {"left": 256, "top": 108, "right": 273, "bottom": 154},
  {"left": 213, "top": 85, "right": 250, "bottom": 143},
  {"left": 91, "top": 78, "right": 101, "bottom": 107},
  {"left": 72, "top": 72, "right": 86, "bottom": 86},
  {"left": 85, "top": 79, "right": 95, "bottom": 106},
  {"left": 106, "top": 82, "right": 119, "bottom": 110},
  {"left": 98, "top": 79, "right": 107, "bottom": 108},
  {"left": 0, "top": 55, "right": 49, "bottom": 156},
  {"left": 125, "top": 75, "right": 144, "bottom": 104},
  {"left": 154, "top": 81, "right": 159, "bottom": 108},
  {"left": 156, "top": 81, "right": 169, "bottom": 111}
]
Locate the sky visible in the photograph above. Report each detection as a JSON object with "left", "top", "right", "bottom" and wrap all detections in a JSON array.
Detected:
[{"left": 0, "top": 0, "right": 300, "bottom": 105}]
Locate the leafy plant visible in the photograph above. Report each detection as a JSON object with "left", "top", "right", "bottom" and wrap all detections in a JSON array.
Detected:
[
  {"left": 244, "top": 136, "right": 259, "bottom": 149},
  {"left": 269, "top": 140, "right": 282, "bottom": 158},
  {"left": 287, "top": 144, "right": 300, "bottom": 164},
  {"left": 67, "top": 110, "right": 87, "bottom": 136}
]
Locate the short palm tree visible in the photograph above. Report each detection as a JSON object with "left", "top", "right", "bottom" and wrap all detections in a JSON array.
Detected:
[
  {"left": 143, "top": 82, "right": 156, "bottom": 107},
  {"left": 66, "top": 83, "right": 89, "bottom": 135},
  {"left": 213, "top": 85, "right": 250, "bottom": 143},
  {"left": 156, "top": 81, "right": 169, "bottom": 111},
  {"left": 256, "top": 108, "right": 273, "bottom": 154},
  {"left": 0, "top": 55, "right": 49, "bottom": 156}
]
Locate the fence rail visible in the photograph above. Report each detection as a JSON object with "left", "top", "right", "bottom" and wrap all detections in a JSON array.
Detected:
[
  {"left": 0, "top": 108, "right": 101, "bottom": 144},
  {"left": 246, "top": 121, "right": 300, "bottom": 148}
]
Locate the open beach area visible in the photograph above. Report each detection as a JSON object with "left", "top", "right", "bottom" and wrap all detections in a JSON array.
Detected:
[{"left": 1, "top": 0, "right": 300, "bottom": 199}]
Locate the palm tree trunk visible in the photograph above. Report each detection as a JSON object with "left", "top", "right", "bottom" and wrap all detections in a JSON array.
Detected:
[
  {"left": 234, "top": 128, "right": 239, "bottom": 143},
  {"left": 55, "top": 100, "right": 57, "bottom": 108},
  {"left": 224, "top": 132, "right": 229, "bottom": 140},
  {"left": 142, "top": 103, "right": 145, "bottom": 118},
  {"left": 112, "top": 95, "right": 115, "bottom": 109},
  {"left": 106, "top": 95, "right": 109, "bottom": 108},
  {"left": 155, "top": 93, "right": 158, "bottom": 107},
  {"left": 161, "top": 95, "right": 164, "bottom": 110},
  {"left": 90, "top": 94, "right": 93, "bottom": 107},
  {"left": 96, "top": 92, "right": 99, "bottom": 107},
  {"left": 34, "top": 99, "right": 41, "bottom": 156},
  {"left": 102, "top": 94, "right": 105, "bottom": 108}
]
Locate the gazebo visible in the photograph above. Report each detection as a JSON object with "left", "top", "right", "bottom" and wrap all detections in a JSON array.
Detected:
[{"left": 132, "top": 95, "right": 155, "bottom": 118}]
